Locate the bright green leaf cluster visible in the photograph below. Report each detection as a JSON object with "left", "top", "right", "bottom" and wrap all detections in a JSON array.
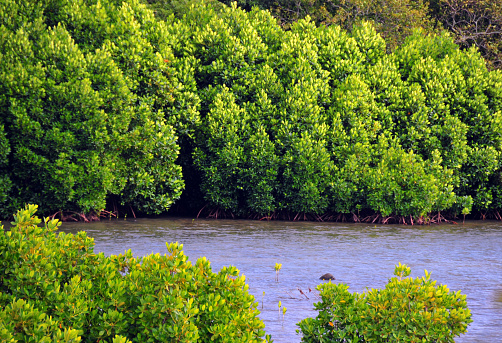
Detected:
[
  {"left": 2, "top": 0, "right": 502, "bottom": 221},
  {"left": 174, "top": 1, "right": 502, "bottom": 220},
  {"left": 0, "top": 205, "right": 270, "bottom": 343},
  {"left": 0, "top": 0, "right": 187, "bottom": 217},
  {"left": 297, "top": 263, "right": 472, "bottom": 342}
]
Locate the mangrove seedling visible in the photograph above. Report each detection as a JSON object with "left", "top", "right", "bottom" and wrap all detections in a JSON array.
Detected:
[
  {"left": 278, "top": 301, "right": 282, "bottom": 317},
  {"left": 275, "top": 263, "right": 282, "bottom": 282},
  {"left": 282, "top": 306, "right": 287, "bottom": 325},
  {"left": 262, "top": 291, "right": 265, "bottom": 309}
]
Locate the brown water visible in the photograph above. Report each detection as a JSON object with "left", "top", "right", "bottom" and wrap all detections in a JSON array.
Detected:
[{"left": 61, "top": 218, "right": 502, "bottom": 343}]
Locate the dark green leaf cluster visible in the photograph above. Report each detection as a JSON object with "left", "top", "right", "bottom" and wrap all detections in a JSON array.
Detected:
[
  {"left": 297, "top": 263, "right": 472, "bottom": 342},
  {"left": 0, "top": 0, "right": 186, "bottom": 217},
  {"left": 170, "top": 2, "right": 502, "bottom": 219},
  {"left": 0, "top": 204, "right": 270, "bottom": 342}
]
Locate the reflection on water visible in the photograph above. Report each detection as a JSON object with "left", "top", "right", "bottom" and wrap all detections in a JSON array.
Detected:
[{"left": 61, "top": 218, "right": 502, "bottom": 343}]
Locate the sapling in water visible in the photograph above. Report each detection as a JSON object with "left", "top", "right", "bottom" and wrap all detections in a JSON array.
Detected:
[{"left": 275, "top": 263, "right": 282, "bottom": 282}]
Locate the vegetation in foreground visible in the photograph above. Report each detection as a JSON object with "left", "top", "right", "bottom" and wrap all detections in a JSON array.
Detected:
[
  {"left": 1, "top": 0, "right": 502, "bottom": 223},
  {"left": 0, "top": 205, "right": 472, "bottom": 342},
  {"left": 0, "top": 205, "right": 270, "bottom": 342},
  {"left": 298, "top": 263, "right": 472, "bottom": 342}
]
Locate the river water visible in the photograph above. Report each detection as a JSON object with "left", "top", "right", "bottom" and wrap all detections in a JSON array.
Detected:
[{"left": 60, "top": 218, "right": 502, "bottom": 343}]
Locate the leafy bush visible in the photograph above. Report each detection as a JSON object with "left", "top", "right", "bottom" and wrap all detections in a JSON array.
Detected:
[
  {"left": 0, "top": 204, "right": 270, "bottom": 343},
  {"left": 3, "top": 0, "right": 502, "bottom": 221},
  {"left": 297, "top": 263, "right": 472, "bottom": 342},
  {"left": 219, "top": 0, "right": 435, "bottom": 51},
  {"left": 221, "top": 0, "right": 502, "bottom": 69},
  {"left": 169, "top": 1, "right": 502, "bottom": 220},
  {"left": 0, "top": 0, "right": 187, "bottom": 217},
  {"left": 0, "top": 296, "right": 83, "bottom": 343}
]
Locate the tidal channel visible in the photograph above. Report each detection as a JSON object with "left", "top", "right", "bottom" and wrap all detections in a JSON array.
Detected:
[{"left": 61, "top": 218, "right": 502, "bottom": 342}]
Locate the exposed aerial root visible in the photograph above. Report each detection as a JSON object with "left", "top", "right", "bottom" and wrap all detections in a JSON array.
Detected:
[{"left": 49, "top": 210, "right": 100, "bottom": 222}]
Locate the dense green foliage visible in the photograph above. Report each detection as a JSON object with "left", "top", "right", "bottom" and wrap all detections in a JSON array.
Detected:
[
  {"left": 216, "top": 0, "right": 501, "bottom": 69},
  {"left": 0, "top": 204, "right": 270, "bottom": 342},
  {"left": 166, "top": 1, "right": 502, "bottom": 221},
  {"left": 2, "top": 0, "right": 502, "bottom": 221},
  {"left": 0, "top": 0, "right": 186, "bottom": 217},
  {"left": 218, "top": 0, "right": 435, "bottom": 51},
  {"left": 297, "top": 263, "right": 472, "bottom": 342}
]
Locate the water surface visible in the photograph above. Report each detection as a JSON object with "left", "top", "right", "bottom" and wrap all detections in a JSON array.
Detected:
[{"left": 61, "top": 218, "right": 502, "bottom": 342}]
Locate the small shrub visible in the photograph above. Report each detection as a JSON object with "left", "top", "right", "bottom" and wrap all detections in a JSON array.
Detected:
[
  {"left": 0, "top": 205, "right": 270, "bottom": 343},
  {"left": 297, "top": 263, "right": 472, "bottom": 342}
]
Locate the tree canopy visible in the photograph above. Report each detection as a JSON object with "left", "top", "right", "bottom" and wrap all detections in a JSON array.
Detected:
[
  {"left": 0, "top": 0, "right": 185, "bottom": 217},
  {"left": 214, "top": 0, "right": 502, "bottom": 68},
  {"left": 1, "top": 0, "right": 502, "bottom": 222}
]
